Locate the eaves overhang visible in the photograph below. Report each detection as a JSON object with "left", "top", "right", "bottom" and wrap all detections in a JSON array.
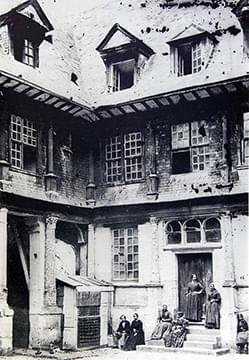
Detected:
[
  {"left": 95, "top": 75, "right": 249, "bottom": 120},
  {"left": 0, "top": 69, "right": 99, "bottom": 123}
]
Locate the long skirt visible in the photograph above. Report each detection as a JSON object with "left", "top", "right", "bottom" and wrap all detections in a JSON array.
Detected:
[
  {"left": 236, "top": 331, "right": 248, "bottom": 345},
  {"left": 123, "top": 331, "right": 145, "bottom": 351},
  {"left": 151, "top": 322, "right": 172, "bottom": 340},
  {"left": 171, "top": 328, "right": 187, "bottom": 348},
  {"left": 186, "top": 293, "right": 202, "bottom": 321},
  {"left": 205, "top": 302, "right": 220, "bottom": 329},
  {"left": 163, "top": 326, "right": 186, "bottom": 348}
]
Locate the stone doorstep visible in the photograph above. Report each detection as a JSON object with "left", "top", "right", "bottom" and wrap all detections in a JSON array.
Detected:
[
  {"left": 184, "top": 340, "right": 220, "bottom": 349},
  {"left": 188, "top": 326, "right": 220, "bottom": 335},
  {"left": 136, "top": 345, "right": 230, "bottom": 356}
]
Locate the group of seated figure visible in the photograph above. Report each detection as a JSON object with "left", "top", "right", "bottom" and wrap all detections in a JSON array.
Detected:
[
  {"left": 114, "top": 313, "right": 145, "bottom": 351},
  {"left": 113, "top": 277, "right": 248, "bottom": 353}
]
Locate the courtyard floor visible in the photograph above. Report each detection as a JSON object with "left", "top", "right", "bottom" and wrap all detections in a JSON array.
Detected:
[{"left": 1, "top": 347, "right": 248, "bottom": 360}]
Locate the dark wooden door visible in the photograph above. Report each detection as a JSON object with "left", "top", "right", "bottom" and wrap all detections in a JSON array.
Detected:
[{"left": 178, "top": 253, "right": 212, "bottom": 315}]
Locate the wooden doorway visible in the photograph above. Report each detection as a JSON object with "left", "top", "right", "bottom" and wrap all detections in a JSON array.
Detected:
[{"left": 178, "top": 253, "right": 212, "bottom": 315}]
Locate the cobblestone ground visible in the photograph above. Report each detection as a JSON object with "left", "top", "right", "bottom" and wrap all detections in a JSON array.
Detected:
[{"left": 1, "top": 348, "right": 248, "bottom": 360}]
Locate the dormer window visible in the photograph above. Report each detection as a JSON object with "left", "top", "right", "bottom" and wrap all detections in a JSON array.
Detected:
[
  {"left": 96, "top": 23, "right": 154, "bottom": 93},
  {"left": 13, "top": 36, "right": 38, "bottom": 67},
  {"left": 168, "top": 24, "right": 216, "bottom": 77},
  {"left": 23, "top": 39, "right": 36, "bottom": 66},
  {"left": 112, "top": 59, "right": 135, "bottom": 92},
  {"left": 0, "top": 0, "right": 53, "bottom": 68}
]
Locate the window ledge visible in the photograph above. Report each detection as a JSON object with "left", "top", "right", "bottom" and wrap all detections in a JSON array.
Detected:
[
  {"left": 113, "top": 283, "right": 162, "bottom": 288},
  {"left": 102, "top": 179, "right": 145, "bottom": 187},
  {"left": 163, "top": 243, "right": 222, "bottom": 251},
  {"left": 10, "top": 167, "right": 41, "bottom": 178}
]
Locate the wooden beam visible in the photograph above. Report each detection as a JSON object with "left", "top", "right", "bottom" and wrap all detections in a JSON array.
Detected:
[
  {"left": 183, "top": 92, "right": 197, "bottom": 102},
  {"left": 133, "top": 102, "right": 147, "bottom": 111},
  {"left": 210, "top": 86, "right": 223, "bottom": 96},
  {"left": 157, "top": 97, "right": 170, "bottom": 106},
  {"left": 196, "top": 89, "right": 210, "bottom": 99},
  {"left": 109, "top": 107, "right": 123, "bottom": 116},
  {"left": 14, "top": 84, "right": 30, "bottom": 93},
  {"left": 15, "top": 235, "right": 29, "bottom": 291},
  {"left": 145, "top": 99, "right": 159, "bottom": 109},
  {"left": 121, "top": 104, "right": 136, "bottom": 114},
  {"left": 35, "top": 92, "right": 51, "bottom": 102},
  {"left": 169, "top": 94, "right": 181, "bottom": 105}
]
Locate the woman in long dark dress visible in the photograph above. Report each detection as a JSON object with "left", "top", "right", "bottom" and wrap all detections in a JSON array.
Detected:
[
  {"left": 115, "top": 315, "right": 130, "bottom": 349},
  {"left": 123, "top": 313, "right": 145, "bottom": 350},
  {"left": 185, "top": 274, "right": 204, "bottom": 322},
  {"left": 205, "top": 283, "right": 221, "bottom": 329},
  {"left": 151, "top": 304, "right": 172, "bottom": 340},
  {"left": 163, "top": 312, "right": 188, "bottom": 348},
  {"left": 236, "top": 314, "right": 248, "bottom": 354}
]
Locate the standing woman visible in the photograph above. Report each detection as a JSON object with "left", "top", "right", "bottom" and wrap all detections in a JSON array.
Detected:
[
  {"left": 123, "top": 313, "right": 145, "bottom": 350},
  {"left": 185, "top": 274, "right": 204, "bottom": 322},
  {"left": 205, "top": 283, "right": 221, "bottom": 329}
]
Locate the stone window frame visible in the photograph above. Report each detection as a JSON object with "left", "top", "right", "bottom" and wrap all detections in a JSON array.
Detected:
[
  {"left": 171, "top": 120, "right": 210, "bottom": 174},
  {"left": 165, "top": 217, "right": 221, "bottom": 247},
  {"left": 112, "top": 226, "right": 139, "bottom": 281},
  {"left": 10, "top": 114, "right": 37, "bottom": 172},
  {"left": 104, "top": 131, "right": 144, "bottom": 184}
]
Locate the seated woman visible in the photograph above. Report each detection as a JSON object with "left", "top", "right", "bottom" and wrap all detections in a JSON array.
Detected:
[
  {"left": 236, "top": 314, "right": 248, "bottom": 354},
  {"left": 205, "top": 283, "right": 221, "bottom": 329},
  {"left": 163, "top": 312, "right": 188, "bottom": 348},
  {"left": 151, "top": 304, "right": 173, "bottom": 340},
  {"left": 123, "top": 313, "right": 145, "bottom": 351},
  {"left": 114, "top": 315, "right": 130, "bottom": 349}
]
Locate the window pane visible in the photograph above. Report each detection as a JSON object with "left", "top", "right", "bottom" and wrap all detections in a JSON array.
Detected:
[
  {"left": 191, "top": 121, "right": 209, "bottom": 146},
  {"left": 112, "top": 227, "right": 138, "bottom": 280},
  {"left": 171, "top": 123, "right": 189, "bottom": 149},
  {"left": 204, "top": 218, "right": 221, "bottom": 242},
  {"left": 166, "top": 221, "right": 182, "bottom": 244},
  {"left": 185, "top": 219, "right": 201, "bottom": 243},
  {"left": 10, "top": 115, "right": 37, "bottom": 170},
  {"left": 191, "top": 145, "right": 210, "bottom": 172}
]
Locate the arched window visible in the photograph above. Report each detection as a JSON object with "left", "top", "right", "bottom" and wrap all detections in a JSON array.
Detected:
[
  {"left": 204, "top": 218, "right": 221, "bottom": 243},
  {"left": 185, "top": 219, "right": 201, "bottom": 243},
  {"left": 166, "top": 221, "right": 182, "bottom": 244}
]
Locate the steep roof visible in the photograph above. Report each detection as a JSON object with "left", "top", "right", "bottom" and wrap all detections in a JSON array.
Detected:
[
  {"left": 71, "top": 0, "right": 246, "bottom": 107},
  {"left": 0, "top": 0, "right": 91, "bottom": 107},
  {"left": 0, "top": 0, "right": 53, "bottom": 31}
]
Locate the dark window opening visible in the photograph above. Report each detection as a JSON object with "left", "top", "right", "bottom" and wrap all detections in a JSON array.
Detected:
[
  {"left": 178, "top": 42, "right": 192, "bottom": 75},
  {"left": 112, "top": 59, "right": 135, "bottom": 92},
  {"left": 23, "top": 145, "right": 36, "bottom": 172},
  {"left": 172, "top": 150, "right": 190, "bottom": 174},
  {"left": 166, "top": 221, "right": 182, "bottom": 244}
]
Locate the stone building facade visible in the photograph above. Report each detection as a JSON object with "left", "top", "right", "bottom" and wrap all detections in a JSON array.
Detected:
[{"left": 0, "top": 0, "right": 248, "bottom": 354}]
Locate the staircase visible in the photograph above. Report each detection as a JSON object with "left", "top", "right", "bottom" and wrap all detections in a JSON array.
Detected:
[{"left": 137, "top": 322, "right": 230, "bottom": 356}]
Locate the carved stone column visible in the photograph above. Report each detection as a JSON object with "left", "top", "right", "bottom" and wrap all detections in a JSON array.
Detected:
[
  {"left": 87, "top": 224, "right": 95, "bottom": 278},
  {"left": 150, "top": 216, "right": 160, "bottom": 283},
  {"left": 220, "top": 212, "right": 237, "bottom": 347},
  {"left": 27, "top": 218, "right": 46, "bottom": 311},
  {"left": 45, "top": 216, "right": 58, "bottom": 306},
  {"left": 0, "top": 208, "right": 13, "bottom": 353}
]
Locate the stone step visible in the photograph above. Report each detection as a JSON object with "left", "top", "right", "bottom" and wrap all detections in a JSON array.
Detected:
[
  {"left": 186, "top": 334, "right": 221, "bottom": 342},
  {"left": 188, "top": 326, "right": 220, "bottom": 335},
  {"left": 184, "top": 340, "right": 221, "bottom": 349},
  {"left": 137, "top": 345, "right": 230, "bottom": 356}
]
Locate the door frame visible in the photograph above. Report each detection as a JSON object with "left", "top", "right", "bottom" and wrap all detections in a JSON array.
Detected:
[{"left": 175, "top": 249, "right": 214, "bottom": 311}]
